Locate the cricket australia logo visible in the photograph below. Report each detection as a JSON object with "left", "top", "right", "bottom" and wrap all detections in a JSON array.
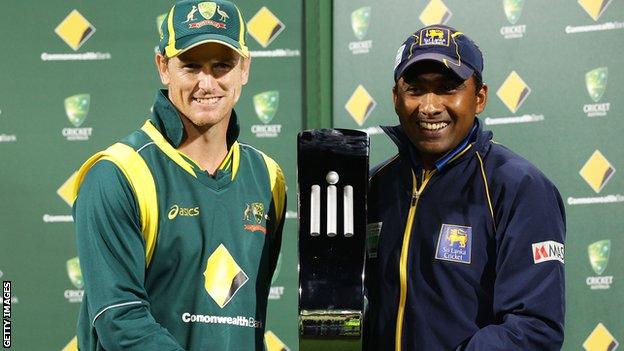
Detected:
[
  {"left": 252, "top": 91, "right": 282, "bottom": 138},
  {"left": 348, "top": 6, "right": 373, "bottom": 54},
  {"left": 500, "top": 0, "right": 526, "bottom": 39},
  {"left": 62, "top": 94, "right": 93, "bottom": 141},
  {"left": 243, "top": 202, "right": 267, "bottom": 234},
  {"left": 187, "top": 2, "right": 227, "bottom": 29},
  {"left": 435, "top": 224, "right": 472, "bottom": 264}
]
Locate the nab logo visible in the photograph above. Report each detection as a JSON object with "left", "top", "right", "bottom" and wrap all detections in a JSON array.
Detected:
[
  {"left": 55, "top": 10, "right": 96, "bottom": 51},
  {"left": 532, "top": 241, "right": 564, "bottom": 264},
  {"left": 247, "top": 7, "right": 285, "bottom": 48},
  {"left": 345, "top": 85, "right": 376, "bottom": 126},
  {"left": 496, "top": 71, "right": 531, "bottom": 113},
  {"left": 583, "top": 323, "right": 619, "bottom": 351},
  {"left": 419, "top": 0, "right": 452, "bottom": 26},
  {"left": 583, "top": 67, "right": 610, "bottom": 117},
  {"left": 578, "top": 0, "right": 614, "bottom": 21},
  {"left": 579, "top": 150, "right": 615, "bottom": 193},
  {"left": 204, "top": 244, "right": 249, "bottom": 308}
]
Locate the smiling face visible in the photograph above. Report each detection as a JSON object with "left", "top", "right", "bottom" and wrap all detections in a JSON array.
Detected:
[
  {"left": 393, "top": 61, "right": 488, "bottom": 168},
  {"left": 156, "top": 42, "right": 250, "bottom": 131}
]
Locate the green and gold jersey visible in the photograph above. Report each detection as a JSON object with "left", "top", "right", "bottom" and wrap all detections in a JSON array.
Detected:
[{"left": 72, "top": 90, "right": 286, "bottom": 351}]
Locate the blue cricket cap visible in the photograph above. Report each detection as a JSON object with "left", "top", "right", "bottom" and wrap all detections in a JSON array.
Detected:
[{"left": 393, "top": 25, "right": 483, "bottom": 82}]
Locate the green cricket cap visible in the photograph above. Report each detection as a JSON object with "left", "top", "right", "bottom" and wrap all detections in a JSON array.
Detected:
[{"left": 159, "top": 0, "right": 249, "bottom": 58}]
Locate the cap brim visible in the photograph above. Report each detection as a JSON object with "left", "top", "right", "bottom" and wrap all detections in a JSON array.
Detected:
[
  {"left": 168, "top": 33, "right": 250, "bottom": 58},
  {"left": 395, "top": 53, "right": 475, "bottom": 81}
]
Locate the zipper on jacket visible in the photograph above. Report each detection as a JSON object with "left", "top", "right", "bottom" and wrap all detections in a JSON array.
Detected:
[{"left": 395, "top": 168, "right": 435, "bottom": 351}]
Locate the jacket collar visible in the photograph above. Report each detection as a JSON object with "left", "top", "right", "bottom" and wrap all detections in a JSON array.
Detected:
[
  {"left": 150, "top": 89, "right": 241, "bottom": 148},
  {"left": 382, "top": 117, "right": 492, "bottom": 172}
]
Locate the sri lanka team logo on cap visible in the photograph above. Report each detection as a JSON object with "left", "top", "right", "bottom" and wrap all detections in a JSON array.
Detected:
[
  {"left": 419, "top": 0, "right": 452, "bottom": 26},
  {"left": 253, "top": 91, "right": 279, "bottom": 124},
  {"left": 351, "top": 7, "right": 371, "bottom": 41},
  {"left": 435, "top": 224, "right": 472, "bottom": 264},
  {"left": 578, "top": 0, "right": 613, "bottom": 21},
  {"left": 419, "top": 27, "right": 450, "bottom": 46}
]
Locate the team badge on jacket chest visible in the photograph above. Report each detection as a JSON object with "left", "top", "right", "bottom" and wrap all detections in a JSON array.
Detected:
[
  {"left": 243, "top": 202, "right": 268, "bottom": 235},
  {"left": 435, "top": 224, "right": 473, "bottom": 264}
]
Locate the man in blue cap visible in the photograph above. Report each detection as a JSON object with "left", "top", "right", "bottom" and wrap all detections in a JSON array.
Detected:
[
  {"left": 365, "top": 25, "right": 565, "bottom": 350},
  {"left": 72, "top": 1, "right": 286, "bottom": 350}
]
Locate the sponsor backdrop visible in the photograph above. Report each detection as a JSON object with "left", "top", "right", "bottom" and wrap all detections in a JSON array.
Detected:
[
  {"left": 334, "top": 0, "right": 623, "bottom": 350},
  {"left": 1, "top": 0, "right": 622, "bottom": 350},
  {"left": 0, "top": 1, "right": 299, "bottom": 350}
]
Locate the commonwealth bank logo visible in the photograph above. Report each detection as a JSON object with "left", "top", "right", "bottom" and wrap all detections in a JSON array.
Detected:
[
  {"left": 345, "top": 85, "right": 376, "bottom": 126},
  {"left": 57, "top": 172, "right": 78, "bottom": 206},
  {"left": 265, "top": 330, "right": 290, "bottom": 351},
  {"left": 579, "top": 150, "right": 615, "bottom": 193},
  {"left": 583, "top": 323, "right": 619, "bottom": 351},
  {"left": 419, "top": 0, "right": 452, "bottom": 26},
  {"left": 253, "top": 91, "right": 279, "bottom": 124},
  {"left": 496, "top": 71, "right": 531, "bottom": 113},
  {"left": 204, "top": 244, "right": 249, "bottom": 308},
  {"left": 66, "top": 257, "right": 84, "bottom": 289},
  {"left": 586, "top": 67, "right": 608, "bottom": 103},
  {"left": 588, "top": 240, "right": 610, "bottom": 275},
  {"left": 578, "top": 0, "right": 613, "bottom": 21},
  {"left": 248, "top": 7, "right": 285, "bottom": 48},
  {"left": 55, "top": 10, "right": 96, "bottom": 51},
  {"left": 503, "top": 0, "right": 524, "bottom": 24},
  {"left": 65, "top": 94, "right": 90, "bottom": 127},
  {"left": 351, "top": 7, "right": 371, "bottom": 40}
]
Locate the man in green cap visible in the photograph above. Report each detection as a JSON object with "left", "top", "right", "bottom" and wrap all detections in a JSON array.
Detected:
[{"left": 72, "top": 1, "right": 286, "bottom": 349}]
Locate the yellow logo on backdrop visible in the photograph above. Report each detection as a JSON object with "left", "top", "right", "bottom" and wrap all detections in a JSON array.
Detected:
[
  {"left": 583, "top": 322, "right": 619, "bottom": 351},
  {"left": 579, "top": 150, "right": 615, "bottom": 193},
  {"left": 55, "top": 10, "right": 96, "bottom": 51},
  {"left": 61, "top": 336, "right": 78, "bottom": 351},
  {"left": 578, "top": 0, "right": 613, "bottom": 21},
  {"left": 247, "top": 7, "right": 285, "bottom": 48},
  {"left": 264, "top": 330, "right": 290, "bottom": 351},
  {"left": 204, "top": 244, "right": 249, "bottom": 308},
  {"left": 345, "top": 85, "right": 377, "bottom": 126},
  {"left": 419, "top": 0, "right": 452, "bottom": 26},
  {"left": 57, "top": 172, "right": 78, "bottom": 206},
  {"left": 496, "top": 71, "right": 531, "bottom": 113}
]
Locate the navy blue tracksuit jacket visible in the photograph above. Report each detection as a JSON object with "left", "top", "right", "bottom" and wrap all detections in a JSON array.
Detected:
[{"left": 365, "top": 119, "right": 565, "bottom": 350}]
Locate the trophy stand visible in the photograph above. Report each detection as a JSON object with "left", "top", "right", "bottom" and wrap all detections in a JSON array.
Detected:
[{"left": 297, "top": 129, "right": 369, "bottom": 351}]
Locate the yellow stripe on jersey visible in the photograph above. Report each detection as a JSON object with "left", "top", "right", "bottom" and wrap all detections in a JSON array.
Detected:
[
  {"left": 73, "top": 143, "right": 159, "bottom": 266},
  {"left": 260, "top": 152, "right": 286, "bottom": 227},
  {"left": 141, "top": 120, "right": 198, "bottom": 178}
]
